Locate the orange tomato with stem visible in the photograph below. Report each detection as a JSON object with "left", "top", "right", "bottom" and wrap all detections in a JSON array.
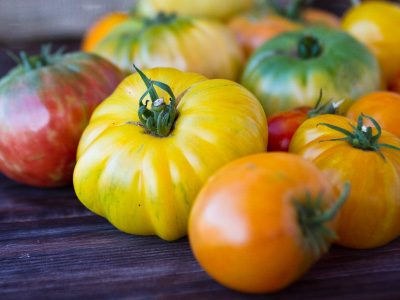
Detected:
[
  {"left": 346, "top": 91, "right": 400, "bottom": 139},
  {"left": 290, "top": 114, "right": 400, "bottom": 249},
  {"left": 189, "top": 152, "right": 349, "bottom": 294}
]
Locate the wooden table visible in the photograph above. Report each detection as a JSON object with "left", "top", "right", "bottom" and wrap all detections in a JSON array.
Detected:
[{"left": 1, "top": 16, "right": 400, "bottom": 299}]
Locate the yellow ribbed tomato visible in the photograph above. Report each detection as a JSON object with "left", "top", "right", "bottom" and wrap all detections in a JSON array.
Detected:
[
  {"left": 92, "top": 13, "right": 243, "bottom": 80},
  {"left": 289, "top": 114, "right": 400, "bottom": 249},
  {"left": 136, "top": 0, "right": 253, "bottom": 20},
  {"left": 342, "top": 1, "right": 400, "bottom": 86},
  {"left": 73, "top": 67, "right": 268, "bottom": 241}
]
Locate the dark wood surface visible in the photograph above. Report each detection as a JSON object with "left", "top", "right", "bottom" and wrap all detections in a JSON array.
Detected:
[{"left": 1, "top": 2, "right": 400, "bottom": 298}]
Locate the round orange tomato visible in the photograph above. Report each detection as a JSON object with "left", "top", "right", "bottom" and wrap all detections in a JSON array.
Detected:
[
  {"left": 290, "top": 114, "right": 400, "bottom": 249},
  {"left": 189, "top": 152, "right": 348, "bottom": 293},
  {"left": 81, "top": 11, "right": 129, "bottom": 52},
  {"left": 347, "top": 91, "right": 400, "bottom": 139}
]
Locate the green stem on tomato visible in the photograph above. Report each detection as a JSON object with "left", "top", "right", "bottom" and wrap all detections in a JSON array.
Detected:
[
  {"left": 292, "top": 182, "right": 350, "bottom": 257},
  {"left": 307, "top": 89, "right": 343, "bottom": 118},
  {"left": 317, "top": 114, "right": 400, "bottom": 162},
  {"left": 134, "top": 64, "right": 177, "bottom": 137},
  {"left": 7, "top": 44, "right": 65, "bottom": 73},
  {"left": 297, "top": 35, "right": 323, "bottom": 59}
]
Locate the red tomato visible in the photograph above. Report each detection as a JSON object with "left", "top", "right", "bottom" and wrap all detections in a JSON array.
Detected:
[
  {"left": 189, "top": 152, "right": 348, "bottom": 293},
  {"left": 0, "top": 46, "right": 125, "bottom": 187},
  {"left": 267, "top": 92, "right": 342, "bottom": 152},
  {"left": 267, "top": 107, "right": 311, "bottom": 151}
]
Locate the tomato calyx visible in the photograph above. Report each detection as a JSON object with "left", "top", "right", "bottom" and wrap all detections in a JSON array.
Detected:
[
  {"left": 307, "top": 89, "right": 343, "bottom": 118},
  {"left": 292, "top": 182, "right": 350, "bottom": 257},
  {"left": 317, "top": 114, "right": 400, "bottom": 162},
  {"left": 134, "top": 65, "right": 177, "bottom": 137},
  {"left": 8, "top": 44, "right": 64, "bottom": 73},
  {"left": 144, "top": 12, "right": 177, "bottom": 28},
  {"left": 297, "top": 35, "right": 323, "bottom": 59}
]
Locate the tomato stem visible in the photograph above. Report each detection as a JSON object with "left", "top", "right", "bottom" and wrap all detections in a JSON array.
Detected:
[
  {"left": 317, "top": 114, "right": 400, "bottom": 162},
  {"left": 297, "top": 35, "right": 323, "bottom": 59},
  {"left": 8, "top": 44, "right": 65, "bottom": 73},
  {"left": 307, "top": 89, "right": 343, "bottom": 118},
  {"left": 134, "top": 64, "right": 177, "bottom": 137},
  {"left": 292, "top": 182, "right": 350, "bottom": 257},
  {"left": 144, "top": 12, "right": 177, "bottom": 28}
]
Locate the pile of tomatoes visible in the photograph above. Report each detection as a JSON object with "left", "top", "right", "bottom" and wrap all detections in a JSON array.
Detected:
[{"left": 1, "top": 0, "right": 400, "bottom": 295}]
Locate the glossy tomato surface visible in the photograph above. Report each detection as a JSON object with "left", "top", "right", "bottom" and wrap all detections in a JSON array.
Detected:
[
  {"left": 241, "top": 27, "right": 381, "bottom": 116},
  {"left": 290, "top": 114, "right": 400, "bottom": 249},
  {"left": 189, "top": 152, "right": 341, "bottom": 293},
  {"left": 347, "top": 91, "right": 400, "bottom": 139},
  {"left": 342, "top": 1, "right": 400, "bottom": 86},
  {"left": 267, "top": 107, "right": 311, "bottom": 151},
  {"left": 73, "top": 67, "right": 268, "bottom": 241},
  {"left": 0, "top": 52, "right": 125, "bottom": 187}
]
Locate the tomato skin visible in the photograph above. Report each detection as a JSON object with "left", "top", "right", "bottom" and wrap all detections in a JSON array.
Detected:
[
  {"left": 241, "top": 27, "right": 380, "bottom": 116},
  {"left": 267, "top": 107, "right": 311, "bottom": 151},
  {"left": 189, "top": 152, "right": 340, "bottom": 294},
  {"left": 137, "top": 0, "right": 253, "bottom": 20},
  {"left": 342, "top": 1, "right": 400, "bottom": 86},
  {"left": 289, "top": 114, "right": 400, "bottom": 249},
  {"left": 73, "top": 67, "right": 267, "bottom": 241},
  {"left": 347, "top": 91, "right": 400, "bottom": 139},
  {"left": 228, "top": 4, "right": 340, "bottom": 58},
  {"left": 0, "top": 52, "right": 125, "bottom": 187},
  {"left": 92, "top": 15, "right": 243, "bottom": 80},
  {"left": 81, "top": 11, "right": 129, "bottom": 52}
]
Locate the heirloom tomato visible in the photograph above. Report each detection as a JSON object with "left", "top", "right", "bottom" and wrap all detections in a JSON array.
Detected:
[
  {"left": 91, "top": 13, "right": 243, "bottom": 80},
  {"left": 136, "top": 0, "right": 253, "bottom": 20},
  {"left": 289, "top": 114, "right": 400, "bottom": 249},
  {"left": 73, "top": 67, "right": 267, "bottom": 241},
  {"left": 0, "top": 46, "right": 125, "bottom": 187},
  {"left": 241, "top": 27, "right": 381, "bottom": 116},
  {"left": 342, "top": 1, "right": 400, "bottom": 87},
  {"left": 268, "top": 91, "right": 342, "bottom": 151},
  {"left": 189, "top": 152, "right": 349, "bottom": 294},
  {"left": 81, "top": 11, "right": 129, "bottom": 52},
  {"left": 347, "top": 91, "right": 400, "bottom": 139},
  {"left": 228, "top": 0, "right": 340, "bottom": 58}
]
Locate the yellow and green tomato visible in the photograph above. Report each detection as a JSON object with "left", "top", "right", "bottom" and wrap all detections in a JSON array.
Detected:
[
  {"left": 91, "top": 13, "right": 244, "bottom": 80},
  {"left": 73, "top": 67, "right": 268, "bottom": 241}
]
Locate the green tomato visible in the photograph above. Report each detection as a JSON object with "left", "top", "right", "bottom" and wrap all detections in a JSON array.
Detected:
[{"left": 241, "top": 27, "right": 381, "bottom": 116}]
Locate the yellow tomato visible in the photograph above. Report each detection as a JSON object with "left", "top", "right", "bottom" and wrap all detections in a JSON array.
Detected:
[
  {"left": 342, "top": 1, "right": 400, "bottom": 85},
  {"left": 92, "top": 14, "right": 244, "bottom": 80},
  {"left": 73, "top": 67, "right": 268, "bottom": 241},
  {"left": 136, "top": 0, "right": 254, "bottom": 20}
]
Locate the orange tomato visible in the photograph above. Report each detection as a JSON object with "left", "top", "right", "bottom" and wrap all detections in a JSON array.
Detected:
[
  {"left": 189, "top": 152, "right": 347, "bottom": 293},
  {"left": 81, "top": 11, "right": 129, "bottom": 52},
  {"left": 228, "top": 4, "right": 340, "bottom": 58},
  {"left": 347, "top": 91, "right": 400, "bottom": 139},
  {"left": 290, "top": 114, "right": 400, "bottom": 249}
]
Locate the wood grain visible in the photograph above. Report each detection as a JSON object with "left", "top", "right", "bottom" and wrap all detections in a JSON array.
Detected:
[{"left": 1, "top": 170, "right": 400, "bottom": 300}]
